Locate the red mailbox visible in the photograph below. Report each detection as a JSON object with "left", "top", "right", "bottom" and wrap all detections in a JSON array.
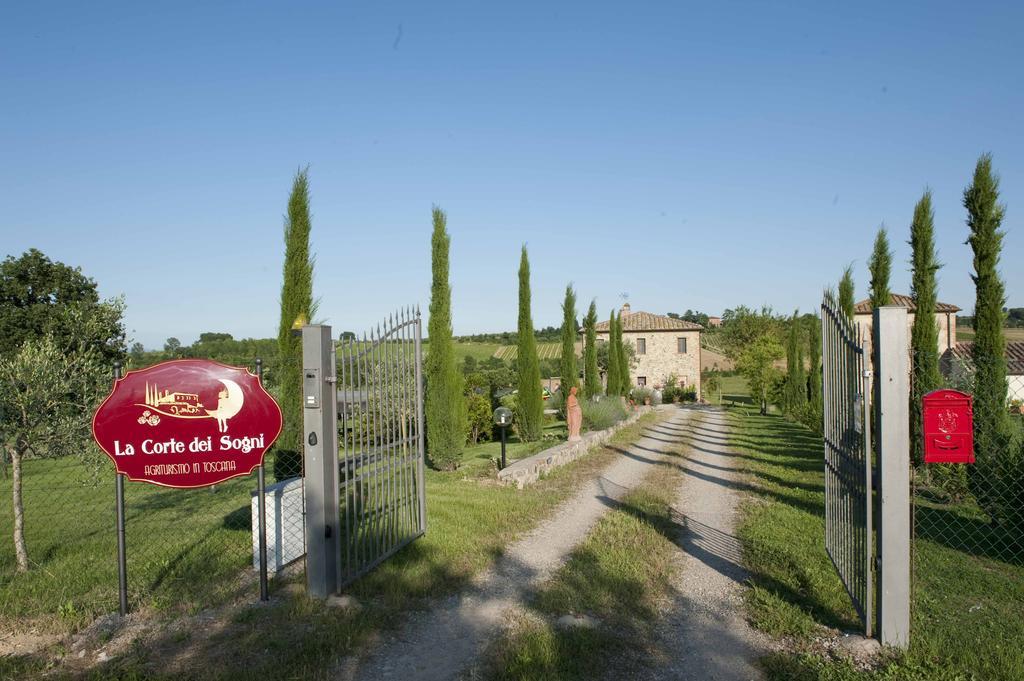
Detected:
[{"left": 922, "top": 389, "right": 974, "bottom": 464}]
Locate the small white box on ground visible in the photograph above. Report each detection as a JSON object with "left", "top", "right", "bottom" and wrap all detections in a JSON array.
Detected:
[{"left": 251, "top": 476, "right": 305, "bottom": 573}]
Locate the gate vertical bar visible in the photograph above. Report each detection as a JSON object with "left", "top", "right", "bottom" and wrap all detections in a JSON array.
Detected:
[
  {"left": 355, "top": 332, "right": 367, "bottom": 572},
  {"left": 330, "top": 342, "right": 342, "bottom": 593},
  {"left": 873, "top": 306, "right": 911, "bottom": 648},
  {"left": 113, "top": 361, "right": 129, "bottom": 617},
  {"left": 256, "top": 359, "right": 269, "bottom": 602},
  {"left": 414, "top": 308, "right": 427, "bottom": 534},
  {"left": 302, "top": 324, "right": 339, "bottom": 598}
]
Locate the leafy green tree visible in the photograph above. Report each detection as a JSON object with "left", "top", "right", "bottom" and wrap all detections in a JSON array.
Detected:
[
  {"left": 276, "top": 167, "right": 316, "bottom": 477},
  {"left": 515, "top": 246, "right": 543, "bottom": 441},
  {"left": 720, "top": 305, "right": 784, "bottom": 360},
  {"left": 704, "top": 368, "right": 722, "bottom": 404},
  {"left": 163, "top": 337, "right": 182, "bottom": 357},
  {"left": 583, "top": 301, "right": 600, "bottom": 398},
  {"left": 963, "top": 154, "right": 1014, "bottom": 521},
  {"left": 0, "top": 249, "right": 125, "bottom": 361},
  {"left": 0, "top": 323, "right": 109, "bottom": 571},
  {"left": 838, "top": 265, "right": 856, "bottom": 323},
  {"left": 465, "top": 393, "right": 492, "bottom": 445},
  {"left": 909, "top": 190, "right": 944, "bottom": 466},
  {"left": 559, "top": 284, "right": 579, "bottom": 397},
  {"left": 868, "top": 227, "right": 893, "bottom": 308},
  {"left": 605, "top": 310, "right": 620, "bottom": 397},
  {"left": 425, "top": 207, "right": 465, "bottom": 469},
  {"left": 737, "top": 335, "right": 785, "bottom": 416}
]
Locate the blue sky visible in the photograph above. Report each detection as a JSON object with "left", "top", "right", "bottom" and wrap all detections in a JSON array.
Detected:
[{"left": 2, "top": 1, "right": 1021, "bottom": 348}]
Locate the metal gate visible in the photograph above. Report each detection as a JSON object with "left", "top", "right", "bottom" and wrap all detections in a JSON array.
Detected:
[
  {"left": 335, "top": 307, "right": 426, "bottom": 586},
  {"left": 821, "top": 292, "right": 873, "bottom": 636}
]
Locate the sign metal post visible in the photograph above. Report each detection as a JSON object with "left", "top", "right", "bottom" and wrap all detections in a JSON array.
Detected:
[{"left": 114, "top": 362, "right": 129, "bottom": 617}]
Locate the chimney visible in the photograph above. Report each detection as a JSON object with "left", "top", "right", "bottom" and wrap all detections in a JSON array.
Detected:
[{"left": 620, "top": 302, "right": 631, "bottom": 316}]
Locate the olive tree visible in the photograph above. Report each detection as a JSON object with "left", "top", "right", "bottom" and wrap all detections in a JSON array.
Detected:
[{"left": 0, "top": 309, "right": 111, "bottom": 572}]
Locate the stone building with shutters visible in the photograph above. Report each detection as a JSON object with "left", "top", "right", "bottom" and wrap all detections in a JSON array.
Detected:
[{"left": 594, "top": 303, "right": 703, "bottom": 397}]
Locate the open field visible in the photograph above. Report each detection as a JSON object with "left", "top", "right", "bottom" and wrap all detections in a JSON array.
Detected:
[
  {"left": 450, "top": 341, "right": 504, "bottom": 363},
  {"left": 493, "top": 343, "right": 564, "bottom": 361},
  {"left": 728, "top": 405, "right": 1024, "bottom": 680},
  {"left": 956, "top": 326, "right": 1024, "bottom": 342}
]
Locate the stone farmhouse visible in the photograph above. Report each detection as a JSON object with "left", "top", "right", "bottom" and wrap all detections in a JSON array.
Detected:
[
  {"left": 853, "top": 294, "right": 960, "bottom": 360},
  {"left": 852, "top": 293, "right": 1023, "bottom": 404},
  {"left": 595, "top": 304, "right": 703, "bottom": 398},
  {"left": 942, "top": 341, "right": 1024, "bottom": 405}
]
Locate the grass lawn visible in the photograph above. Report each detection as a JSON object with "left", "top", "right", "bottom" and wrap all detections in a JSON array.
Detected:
[
  {"left": 729, "top": 406, "right": 1024, "bottom": 680},
  {"left": 457, "top": 420, "right": 568, "bottom": 477},
  {"left": 479, "top": 417, "right": 696, "bottom": 680},
  {"left": 0, "top": 456, "right": 260, "bottom": 633},
  {"left": 1, "top": 413, "right": 663, "bottom": 680}
]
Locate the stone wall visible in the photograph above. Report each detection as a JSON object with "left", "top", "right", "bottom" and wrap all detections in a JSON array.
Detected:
[{"left": 496, "top": 406, "right": 651, "bottom": 489}]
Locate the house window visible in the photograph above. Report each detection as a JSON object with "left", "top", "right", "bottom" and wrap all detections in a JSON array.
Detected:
[
  {"left": 636, "top": 338, "right": 646, "bottom": 355},
  {"left": 677, "top": 337, "right": 687, "bottom": 354},
  {"left": 637, "top": 376, "right": 647, "bottom": 387}
]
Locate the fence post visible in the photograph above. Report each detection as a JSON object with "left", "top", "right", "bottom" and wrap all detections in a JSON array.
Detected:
[
  {"left": 414, "top": 311, "right": 427, "bottom": 535},
  {"left": 255, "top": 358, "right": 270, "bottom": 602},
  {"left": 873, "top": 306, "right": 911, "bottom": 649},
  {"left": 302, "top": 325, "right": 340, "bottom": 598}
]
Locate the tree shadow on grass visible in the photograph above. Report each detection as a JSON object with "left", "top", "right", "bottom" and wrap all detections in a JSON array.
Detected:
[{"left": 914, "top": 503, "right": 1024, "bottom": 567}]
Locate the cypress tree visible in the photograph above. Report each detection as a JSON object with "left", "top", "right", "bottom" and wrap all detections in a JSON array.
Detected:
[
  {"left": 964, "top": 154, "right": 1012, "bottom": 517},
  {"left": 276, "top": 167, "right": 315, "bottom": 477},
  {"left": 783, "top": 312, "right": 806, "bottom": 412},
  {"left": 617, "top": 314, "right": 631, "bottom": 395},
  {"left": 425, "top": 206, "right": 465, "bottom": 470},
  {"left": 838, "top": 265, "right": 856, "bottom": 323},
  {"left": 868, "top": 227, "right": 893, "bottom": 308},
  {"left": 559, "top": 284, "right": 578, "bottom": 398},
  {"left": 909, "top": 190, "right": 943, "bottom": 466},
  {"left": 583, "top": 300, "right": 600, "bottom": 398},
  {"left": 516, "top": 246, "right": 544, "bottom": 441},
  {"left": 606, "top": 310, "right": 620, "bottom": 397},
  {"left": 807, "top": 314, "right": 822, "bottom": 410}
]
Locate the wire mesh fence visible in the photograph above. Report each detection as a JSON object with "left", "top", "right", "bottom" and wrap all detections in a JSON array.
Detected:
[
  {"left": 912, "top": 350, "right": 1024, "bottom": 563},
  {"left": 0, "top": 355, "right": 307, "bottom": 632},
  {"left": 911, "top": 347, "right": 1024, "bottom": 637}
]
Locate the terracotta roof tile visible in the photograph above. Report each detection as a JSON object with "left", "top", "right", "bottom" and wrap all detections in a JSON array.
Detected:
[
  {"left": 854, "top": 294, "right": 960, "bottom": 314},
  {"left": 595, "top": 310, "right": 703, "bottom": 332},
  {"left": 944, "top": 341, "right": 1024, "bottom": 375}
]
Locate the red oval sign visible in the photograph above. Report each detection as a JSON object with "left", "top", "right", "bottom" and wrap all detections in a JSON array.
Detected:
[{"left": 92, "top": 360, "right": 283, "bottom": 488}]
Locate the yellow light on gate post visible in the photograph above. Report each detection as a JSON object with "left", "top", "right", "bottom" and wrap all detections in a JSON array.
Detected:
[{"left": 493, "top": 407, "right": 513, "bottom": 470}]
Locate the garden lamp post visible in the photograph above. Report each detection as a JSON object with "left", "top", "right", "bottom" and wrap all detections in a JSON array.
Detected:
[{"left": 493, "top": 407, "right": 513, "bottom": 469}]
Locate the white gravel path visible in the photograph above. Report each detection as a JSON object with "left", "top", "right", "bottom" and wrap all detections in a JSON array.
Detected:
[
  {"left": 638, "top": 407, "right": 769, "bottom": 680},
  {"left": 336, "top": 407, "right": 694, "bottom": 681}
]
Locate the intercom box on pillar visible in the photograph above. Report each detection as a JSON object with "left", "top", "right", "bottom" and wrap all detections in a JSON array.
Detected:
[{"left": 922, "top": 389, "right": 975, "bottom": 464}]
